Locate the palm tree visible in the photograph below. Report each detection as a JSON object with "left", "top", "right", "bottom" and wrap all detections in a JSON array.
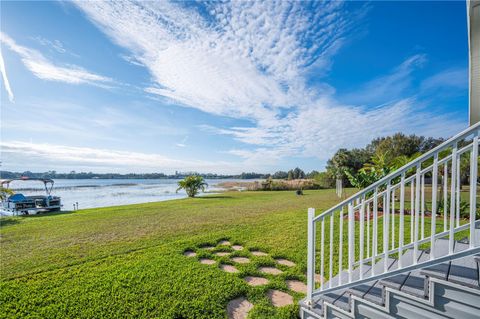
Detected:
[
  {"left": 176, "top": 175, "right": 208, "bottom": 198},
  {"left": 0, "top": 186, "right": 14, "bottom": 200}
]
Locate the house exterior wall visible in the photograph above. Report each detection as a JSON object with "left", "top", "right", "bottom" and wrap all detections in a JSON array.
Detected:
[{"left": 469, "top": 0, "right": 480, "bottom": 125}]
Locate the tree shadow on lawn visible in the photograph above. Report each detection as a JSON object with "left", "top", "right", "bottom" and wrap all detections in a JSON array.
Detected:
[
  {"left": 20, "top": 211, "right": 75, "bottom": 218},
  {"left": 197, "top": 195, "right": 234, "bottom": 199},
  {"left": 0, "top": 218, "right": 20, "bottom": 228}
]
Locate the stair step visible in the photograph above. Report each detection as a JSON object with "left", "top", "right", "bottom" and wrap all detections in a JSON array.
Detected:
[
  {"left": 399, "top": 249, "right": 432, "bottom": 298},
  {"left": 447, "top": 242, "right": 479, "bottom": 289}
]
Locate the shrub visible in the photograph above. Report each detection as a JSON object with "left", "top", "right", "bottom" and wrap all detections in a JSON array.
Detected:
[{"left": 176, "top": 176, "right": 208, "bottom": 197}]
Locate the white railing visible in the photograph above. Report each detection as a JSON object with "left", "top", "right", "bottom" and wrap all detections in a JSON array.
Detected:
[{"left": 306, "top": 122, "right": 480, "bottom": 304}]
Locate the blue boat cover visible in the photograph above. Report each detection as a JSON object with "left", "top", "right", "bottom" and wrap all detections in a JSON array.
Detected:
[{"left": 8, "top": 194, "right": 26, "bottom": 202}]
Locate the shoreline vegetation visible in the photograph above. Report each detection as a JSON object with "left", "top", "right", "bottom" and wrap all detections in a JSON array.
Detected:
[{"left": 216, "top": 179, "right": 321, "bottom": 191}]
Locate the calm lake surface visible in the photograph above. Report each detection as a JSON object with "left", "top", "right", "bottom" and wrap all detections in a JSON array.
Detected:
[{"left": 6, "top": 179, "right": 249, "bottom": 210}]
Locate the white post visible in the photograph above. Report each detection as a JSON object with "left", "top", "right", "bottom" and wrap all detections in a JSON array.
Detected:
[
  {"left": 306, "top": 208, "right": 315, "bottom": 305},
  {"left": 431, "top": 153, "right": 439, "bottom": 259},
  {"left": 449, "top": 144, "right": 458, "bottom": 255},
  {"left": 348, "top": 202, "right": 354, "bottom": 282},
  {"left": 399, "top": 173, "right": 405, "bottom": 268},
  {"left": 339, "top": 208, "right": 343, "bottom": 285},
  {"left": 414, "top": 164, "right": 421, "bottom": 263},
  {"left": 470, "top": 132, "right": 479, "bottom": 247}
]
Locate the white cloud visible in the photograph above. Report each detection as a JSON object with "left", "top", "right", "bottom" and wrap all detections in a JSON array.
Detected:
[
  {"left": 72, "top": 1, "right": 465, "bottom": 169},
  {"left": 0, "top": 32, "right": 113, "bottom": 87},
  {"left": 0, "top": 141, "right": 250, "bottom": 174},
  {"left": 421, "top": 67, "right": 468, "bottom": 91},
  {"left": 73, "top": 1, "right": 352, "bottom": 121},
  {"left": 0, "top": 47, "right": 14, "bottom": 102},
  {"left": 33, "top": 36, "right": 66, "bottom": 54}
]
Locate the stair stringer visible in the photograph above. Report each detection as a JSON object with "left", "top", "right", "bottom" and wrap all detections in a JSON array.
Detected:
[{"left": 301, "top": 269, "right": 480, "bottom": 319}]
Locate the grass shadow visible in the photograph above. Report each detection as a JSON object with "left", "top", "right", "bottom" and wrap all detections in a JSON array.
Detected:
[
  {"left": 0, "top": 218, "right": 20, "bottom": 228},
  {"left": 21, "top": 211, "right": 75, "bottom": 218},
  {"left": 197, "top": 196, "right": 234, "bottom": 199}
]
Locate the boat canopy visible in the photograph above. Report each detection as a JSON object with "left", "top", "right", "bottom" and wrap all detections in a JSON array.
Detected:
[{"left": 0, "top": 178, "right": 55, "bottom": 195}]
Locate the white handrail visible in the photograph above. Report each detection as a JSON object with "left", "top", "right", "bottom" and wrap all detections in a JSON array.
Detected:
[{"left": 305, "top": 123, "right": 480, "bottom": 304}]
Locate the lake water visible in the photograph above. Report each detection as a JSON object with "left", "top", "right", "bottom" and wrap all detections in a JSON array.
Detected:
[{"left": 4, "top": 178, "right": 248, "bottom": 210}]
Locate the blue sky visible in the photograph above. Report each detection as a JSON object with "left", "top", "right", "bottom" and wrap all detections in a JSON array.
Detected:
[{"left": 0, "top": 1, "right": 469, "bottom": 174}]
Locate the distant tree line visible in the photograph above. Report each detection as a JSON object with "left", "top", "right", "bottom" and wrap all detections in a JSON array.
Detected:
[
  {"left": 322, "top": 133, "right": 445, "bottom": 188},
  {"left": 0, "top": 133, "right": 455, "bottom": 188},
  {"left": 0, "top": 170, "right": 269, "bottom": 180}
]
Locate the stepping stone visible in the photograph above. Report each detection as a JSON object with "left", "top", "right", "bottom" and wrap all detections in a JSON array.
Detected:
[
  {"left": 259, "top": 266, "right": 283, "bottom": 275},
  {"left": 227, "top": 297, "right": 253, "bottom": 319},
  {"left": 199, "top": 258, "right": 216, "bottom": 265},
  {"left": 202, "top": 246, "right": 215, "bottom": 250},
  {"left": 184, "top": 251, "right": 196, "bottom": 257},
  {"left": 221, "top": 265, "right": 239, "bottom": 273},
  {"left": 215, "top": 252, "right": 230, "bottom": 257},
  {"left": 314, "top": 274, "right": 324, "bottom": 283},
  {"left": 267, "top": 289, "right": 293, "bottom": 307},
  {"left": 276, "top": 259, "right": 296, "bottom": 267},
  {"left": 244, "top": 276, "right": 269, "bottom": 286},
  {"left": 232, "top": 245, "right": 244, "bottom": 251},
  {"left": 286, "top": 280, "right": 307, "bottom": 294},
  {"left": 251, "top": 251, "right": 268, "bottom": 256},
  {"left": 219, "top": 240, "right": 231, "bottom": 246},
  {"left": 231, "top": 257, "right": 250, "bottom": 264}
]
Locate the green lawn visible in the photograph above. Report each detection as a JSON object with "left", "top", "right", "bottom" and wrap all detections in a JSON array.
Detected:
[{"left": 0, "top": 189, "right": 358, "bottom": 319}]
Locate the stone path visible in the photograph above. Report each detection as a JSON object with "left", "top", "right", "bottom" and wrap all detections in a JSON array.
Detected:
[
  {"left": 267, "top": 289, "right": 294, "bottom": 307},
  {"left": 251, "top": 251, "right": 268, "bottom": 256},
  {"left": 199, "top": 258, "right": 216, "bottom": 265},
  {"left": 276, "top": 258, "right": 296, "bottom": 267},
  {"left": 286, "top": 280, "right": 307, "bottom": 293},
  {"left": 259, "top": 266, "right": 283, "bottom": 275},
  {"left": 227, "top": 297, "right": 253, "bottom": 319},
  {"left": 231, "top": 257, "right": 250, "bottom": 264},
  {"left": 244, "top": 276, "right": 269, "bottom": 286},
  {"left": 215, "top": 252, "right": 230, "bottom": 257},
  {"left": 221, "top": 264, "right": 239, "bottom": 273},
  {"left": 184, "top": 251, "right": 196, "bottom": 257},
  {"left": 184, "top": 239, "right": 306, "bottom": 313}
]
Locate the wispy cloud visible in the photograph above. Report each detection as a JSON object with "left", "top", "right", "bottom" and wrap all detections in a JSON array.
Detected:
[
  {"left": 421, "top": 67, "right": 467, "bottom": 92},
  {"left": 0, "top": 141, "right": 254, "bottom": 174},
  {"left": 341, "top": 54, "right": 427, "bottom": 106},
  {"left": 1, "top": 32, "right": 113, "bottom": 87},
  {"left": 72, "top": 1, "right": 465, "bottom": 169},
  {"left": 74, "top": 1, "right": 356, "bottom": 121},
  {"left": 33, "top": 36, "right": 66, "bottom": 54},
  {"left": 0, "top": 47, "right": 14, "bottom": 102}
]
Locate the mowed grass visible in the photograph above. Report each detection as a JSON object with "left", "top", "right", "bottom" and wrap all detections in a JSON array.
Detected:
[{"left": 0, "top": 189, "right": 358, "bottom": 319}]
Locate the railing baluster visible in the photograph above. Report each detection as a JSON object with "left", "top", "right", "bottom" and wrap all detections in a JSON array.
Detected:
[
  {"left": 421, "top": 174, "right": 425, "bottom": 240},
  {"left": 449, "top": 143, "right": 458, "bottom": 255},
  {"left": 414, "top": 164, "right": 421, "bottom": 263},
  {"left": 348, "top": 202, "right": 354, "bottom": 282},
  {"left": 329, "top": 213, "right": 333, "bottom": 288},
  {"left": 360, "top": 197, "right": 365, "bottom": 279},
  {"left": 470, "top": 132, "right": 479, "bottom": 248},
  {"left": 392, "top": 189, "right": 395, "bottom": 250},
  {"left": 339, "top": 208, "right": 343, "bottom": 286},
  {"left": 444, "top": 162, "right": 448, "bottom": 232},
  {"left": 306, "top": 208, "right": 315, "bottom": 304},
  {"left": 367, "top": 201, "right": 370, "bottom": 259},
  {"left": 411, "top": 179, "right": 415, "bottom": 243},
  {"left": 456, "top": 157, "right": 461, "bottom": 228},
  {"left": 384, "top": 184, "right": 390, "bottom": 272},
  {"left": 320, "top": 217, "right": 325, "bottom": 290},
  {"left": 431, "top": 153, "right": 438, "bottom": 260},
  {"left": 399, "top": 173, "right": 405, "bottom": 268},
  {"left": 372, "top": 188, "right": 378, "bottom": 277}
]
